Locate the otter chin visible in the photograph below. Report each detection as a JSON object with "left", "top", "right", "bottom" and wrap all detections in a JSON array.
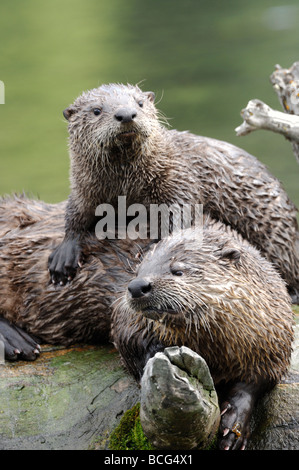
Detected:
[
  {"left": 117, "top": 129, "right": 138, "bottom": 140},
  {"left": 136, "top": 306, "right": 181, "bottom": 322}
]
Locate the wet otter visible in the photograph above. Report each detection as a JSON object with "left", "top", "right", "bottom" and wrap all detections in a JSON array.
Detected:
[
  {"left": 112, "top": 223, "right": 294, "bottom": 450},
  {"left": 0, "top": 196, "right": 294, "bottom": 450},
  {"left": 0, "top": 195, "right": 149, "bottom": 351},
  {"left": 48, "top": 83, "right": 299, "bottom": 303}
]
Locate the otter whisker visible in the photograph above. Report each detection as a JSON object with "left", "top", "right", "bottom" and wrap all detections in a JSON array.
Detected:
[
  {"left": 110, "top": 293, "right": 126, "bottom": 308},
  {"left": 124, "top": 257, "right": 135, "bottom": 274}
]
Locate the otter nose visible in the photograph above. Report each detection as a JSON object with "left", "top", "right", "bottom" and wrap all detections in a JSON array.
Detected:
[
  {"left": 114, "top": 108, "right": 137, "bottom": 123},
  {"left": 128, "top": 278, "right": 152, "bottom": 298}
]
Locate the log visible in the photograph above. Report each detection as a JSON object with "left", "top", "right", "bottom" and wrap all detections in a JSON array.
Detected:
[
  {"left": 0, "top": 309, "right": 297, "bottom": 450},
  {"left": 0, "top": 344, "right": 139, "bottom": 450}
]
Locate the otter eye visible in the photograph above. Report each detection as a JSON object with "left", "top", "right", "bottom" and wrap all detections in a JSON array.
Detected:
[
  {"left": 138, "top": 101, "right": 144, "bottom": 108},
  {"left": 171, "top": 269, "right": 184, "bottom": 276},
  {"left": 93, "top": 108, "right": 102, "bottom": 116},
  {"left": 170, "top": 262, "right": 185, "bottom": 276}
]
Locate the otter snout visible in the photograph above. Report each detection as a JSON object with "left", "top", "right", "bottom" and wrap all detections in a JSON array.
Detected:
[
  {"left": 128, "top": 278, "right": 151, "bottom": 299},
  {"left": 114, "top": 107, "right": 137, "bottom": 123}
]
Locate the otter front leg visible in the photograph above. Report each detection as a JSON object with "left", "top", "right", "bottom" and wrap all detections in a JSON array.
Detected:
[
  {"left": 48, "top": 235, "right": 83, "bottom": 285},
  {"left": 218, "top": 379, "right": 269, "bottom": 450},
  {"left": 0, "top": 317, "right": 41, "bottom": 361},
  {"left": 48, "top": 198, "right": 95, "bottom": 285}
]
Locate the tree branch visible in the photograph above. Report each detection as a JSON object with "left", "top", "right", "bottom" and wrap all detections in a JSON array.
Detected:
[
  {"left": 235, "top": 99, "right": 299, "bottom": 142},
  {"left": 236, "top": 62, "right": 299, "bottom": 165}
]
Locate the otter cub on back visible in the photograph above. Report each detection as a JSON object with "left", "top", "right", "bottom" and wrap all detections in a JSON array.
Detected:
[
  {"left": 48, "top": 83, "right": 299, "bottom": 303},
  {"left": 112, "top": 221, "right": 294, "bottom": 450}
]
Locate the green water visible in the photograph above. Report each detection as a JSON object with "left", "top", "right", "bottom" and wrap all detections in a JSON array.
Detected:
[{"left": 0, "top": 0, "right": 298, "bottom": 207}]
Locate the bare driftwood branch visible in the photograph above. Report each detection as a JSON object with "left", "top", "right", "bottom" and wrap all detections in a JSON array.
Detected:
[
  {"left": 271, "top": 62, "right": 299, "bottom": 115},
  {"left": 235, "top": 99, "right": 299, "bottom": 142},
  {"left": 236, "top": 62, "right": 299, "bottom": 164}
]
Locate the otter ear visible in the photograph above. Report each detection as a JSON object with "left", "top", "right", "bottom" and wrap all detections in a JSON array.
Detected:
[
  {"left": 63, "top": 106, "right": 77, "bottom": 121},
  {"left": 145, "top": 91, "right": 155, "bottom": 103},
  {"left": 220, "top": 248, "right": 241, "bottom": 263}
]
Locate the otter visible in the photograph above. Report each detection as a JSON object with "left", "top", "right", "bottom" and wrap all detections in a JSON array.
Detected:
[
  {"left": 112, "top": 222, "right": 294, "bottom": 450},
  {"left": 48, "top": 83, "right": 299, "bottom": 304},
  {"left": 0, "top": 195, "right": 148, "bottom": 350},
  {"left": 0, "top": 195, "right": 294, "bottom": 450}
]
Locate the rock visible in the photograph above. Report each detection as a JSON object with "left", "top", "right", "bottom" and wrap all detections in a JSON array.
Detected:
[{"left": 140, "top": 346, "right": 220, "bottom": 450}]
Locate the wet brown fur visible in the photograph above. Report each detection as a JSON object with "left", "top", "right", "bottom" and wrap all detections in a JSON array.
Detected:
[
  {"left": 62, "top": 83, "right": 299, "bottom": 301},
  {"left": 0, "top": 195, "right": 148, "bottom": 345},
  {"left": 112, "top": 223, "right": 294, "bottom": 387}
]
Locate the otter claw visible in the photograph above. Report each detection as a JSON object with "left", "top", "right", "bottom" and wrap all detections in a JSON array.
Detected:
[
  {"left": 232, "top": 423, "right": 242, "bottom": 439},
  {"left": 0, "top": 317, "right": 41, "bottom": 362},
  {"left": 48, "top": 238, "right": 82, "bottom": 285},
  {"left": 221, "top": 403, "right": 231, "bottom": 415}
]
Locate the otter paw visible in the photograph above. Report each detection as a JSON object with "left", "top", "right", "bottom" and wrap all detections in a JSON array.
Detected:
[
  {"left": 0, "top": 317, "right": 41, "bottom": 361},
  {"left": 48, "top": 238, "right": 83, "bottom": 285},
  {"left": 218, "top": 393, "right": 252, "bottom": 450}
]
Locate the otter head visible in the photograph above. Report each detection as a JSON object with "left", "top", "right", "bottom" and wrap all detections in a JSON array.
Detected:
[
  {"left": 63, "top": 83, "right": 159, "bottom": 162},
  {"left": 126, "top": 227, "right": 242, "bottom": 330}
]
